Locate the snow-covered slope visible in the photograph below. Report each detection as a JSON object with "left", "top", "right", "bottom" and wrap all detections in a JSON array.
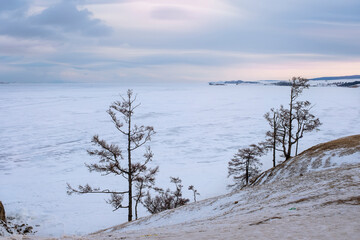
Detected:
[
  {"left": 2, "top": 135, "right": 360, "bottom": 239},
  {"left": 85, "top": 135, "right": 359, "bottom": 239},
  {"left": 253, "top": 134, "right": 360, "bottom": 185}
]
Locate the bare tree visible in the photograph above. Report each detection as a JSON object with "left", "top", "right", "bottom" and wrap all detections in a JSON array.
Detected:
[
  {"left": 188, "top": 185, "right": 200, "bottom": 202},
  {"left": 264, "top": 77, "right": 321, "bottom": 160},
  {"left": 283, "top": 77, "right": 310, "bottom": 160},
  {"left": 67, "top": 89, "right": 156, "bottom": 222},
  {"left": 292, "top": 101, "right": 321, "bottom": 155},
  {"left": 143, "top": 177, "right": 190, "bottom": 214},
  {"left": 228, "top": 144, "right": 264, "bottom": 189},
  {"left": 260, "top": 108, "right": 283, "bottom": 167}
]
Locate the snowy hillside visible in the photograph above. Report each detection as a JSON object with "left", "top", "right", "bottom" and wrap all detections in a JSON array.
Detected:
[
  {"left": 42, "top": 135, "right": 358, "bottom": 239},
  {"left": 253, "top": 134, "right": 360, "bottom": 185}
]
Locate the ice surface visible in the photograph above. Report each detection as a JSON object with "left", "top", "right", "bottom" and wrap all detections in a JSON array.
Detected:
[{"left": 0, "top": 82, "right": 359, "bottom": 236}]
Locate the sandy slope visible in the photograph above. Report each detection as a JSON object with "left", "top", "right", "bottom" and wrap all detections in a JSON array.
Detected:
[
  {"left": 2, "top": 136, "right": 360, "bottom": 239},
  {"left": 83, "top": 164, "right": 360, "bottom": 240}
]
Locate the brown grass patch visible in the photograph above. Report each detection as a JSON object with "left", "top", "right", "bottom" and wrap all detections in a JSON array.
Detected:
[
  {"left": 249, "top": 216, "right": 282, "bottom": 226},
  {"left": 251, "top": 135, "right": 360, "bottom": 186},
  {"left": 299, "top": 135, "right": 360, "bottom": 158},
  {"left": 321, "top": 196, "right": 360, "bottom": 206},
  {"left": 277, "top": 194, "right": 328, "bottom": 207}
]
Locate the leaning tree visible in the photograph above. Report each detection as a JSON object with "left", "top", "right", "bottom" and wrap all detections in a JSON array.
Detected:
[
  {"left": 228, "top": 144, "right": 264, "bottom": 189},
  {"left": 67, "top": 89, "right": 158, "bottom": 222}
]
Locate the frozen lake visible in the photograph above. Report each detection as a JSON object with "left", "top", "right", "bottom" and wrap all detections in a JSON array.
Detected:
[{"left": 0, "top": 82, "right": 359, "bottom": 236}]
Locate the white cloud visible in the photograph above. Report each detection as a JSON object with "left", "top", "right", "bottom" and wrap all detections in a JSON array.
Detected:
[
  {"left": 81, "top": 0, "right": 238, "bottom": 32},
  {"left": 25, "top": 6, "right": 46, "bottom": 17},
  {"left": 1, "top": 0, "right": 360, "bottom": 82}
]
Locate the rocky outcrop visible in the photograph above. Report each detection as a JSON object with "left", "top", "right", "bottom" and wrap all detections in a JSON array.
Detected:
[{"left": 0, "top": 201, "right": 6, "bottom": 223}]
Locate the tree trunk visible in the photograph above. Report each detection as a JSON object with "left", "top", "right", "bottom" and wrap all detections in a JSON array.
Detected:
[
  {"left": 127, "top": 112, "right": 133, "bottom": 222},
  {"left": 286, "top": 88, "right": 294, "bottom": 160},
  {"left": 295, "top": 139, "right": 299, "bottom": 156},
  {"left": 245, "top": 159, "right": 249, "bottom": 185},
  {"left": 272, "top": 112, "right": 276, "bottom": 167},
  {"left": 135, "top": 200, "right": 138, "bottom": 220},
  {"left": 0, "top": 201, "right": 6, "bottom": 223},
  {"left": 272, "top": 145, "right": 276, "bottom": 167}
]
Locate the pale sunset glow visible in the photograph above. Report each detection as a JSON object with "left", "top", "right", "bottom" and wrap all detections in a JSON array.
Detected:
[{"left": 0, "top": 0, "right": 359, "bottom": 82}]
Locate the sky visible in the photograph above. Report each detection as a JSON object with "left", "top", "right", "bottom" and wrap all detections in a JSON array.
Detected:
[{"left": 0, "top": 0, "right": 360, "bottom": 83}]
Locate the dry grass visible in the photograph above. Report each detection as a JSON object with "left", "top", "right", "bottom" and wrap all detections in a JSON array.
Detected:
[
  {"left": 252, "top": 135, "right": 360, "bottom": 186},
  {"left": 321, "top": 196, "right": 360, "bottom": 206},
  {"left": 249, "top": 216, "right": 282, "bottom": 226},
  {"left": 300, "top": 134, "right": 360, "bottom": 158},
  {"left": 282, "top": 195, "right": 325, "bottom": 206}
]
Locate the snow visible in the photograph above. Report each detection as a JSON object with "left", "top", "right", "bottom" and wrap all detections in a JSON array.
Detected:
[
  {"left": 0, "top": 82, "right": 359, "bottom": 237},
  {"left": 55, "top": 162, "right": 360, "bottom": 239},
  {"left": 254, "top": 140, "right": 360, "bottom": 185},
  {"left": 87, "top": 152, "right": 360, "bottom": 239}
]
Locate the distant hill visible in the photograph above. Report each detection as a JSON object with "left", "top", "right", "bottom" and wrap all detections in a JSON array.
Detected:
[
  {"left": 224, "top": 80, "right": 259, "bottom": 84},
  {"left": 209, "top": 80, "right": 260, "bottom": 85},
  {"left": 310, "top": 75, "right": 360, "bottom": 81}
]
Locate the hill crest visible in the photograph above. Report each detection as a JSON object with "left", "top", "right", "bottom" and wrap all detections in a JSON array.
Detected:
[{"left": 252, "top": 135, "right": 360, "bottom": 185}]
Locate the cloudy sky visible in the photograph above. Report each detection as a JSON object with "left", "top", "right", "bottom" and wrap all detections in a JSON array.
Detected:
[{"left": 1, "top": 0, "right": 360, "bottom": 83}]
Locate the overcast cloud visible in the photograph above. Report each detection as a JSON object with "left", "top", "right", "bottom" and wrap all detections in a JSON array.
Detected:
[{"left": 0, "top": 0, "right": 359, "bottom": 83}]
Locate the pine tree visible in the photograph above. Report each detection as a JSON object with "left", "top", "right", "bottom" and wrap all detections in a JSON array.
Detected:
[
  {"left": 228, "top": 144, "right": 264, "bottom": 189},
  {"left": 67, "top": 89, "right": 157, "bottom": 222}
]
